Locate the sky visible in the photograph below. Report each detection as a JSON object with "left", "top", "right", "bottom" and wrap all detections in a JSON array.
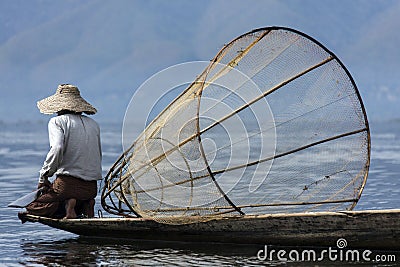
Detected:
[{"left": 0, "top": 0, "right": 399, "bottom": 125}]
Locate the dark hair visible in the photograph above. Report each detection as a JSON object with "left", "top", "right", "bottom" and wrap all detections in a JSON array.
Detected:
[{"left": 57, "top": 110, "right": 83, "bottom": 116}]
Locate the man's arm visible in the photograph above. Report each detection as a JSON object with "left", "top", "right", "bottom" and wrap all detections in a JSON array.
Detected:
[{"left": 38, "top": 118, "right": 65, "bottom": 187}]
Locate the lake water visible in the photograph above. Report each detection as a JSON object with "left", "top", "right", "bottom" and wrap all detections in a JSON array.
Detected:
[{"left": 0, "top": 119, "right": 399, "bottom": 266}]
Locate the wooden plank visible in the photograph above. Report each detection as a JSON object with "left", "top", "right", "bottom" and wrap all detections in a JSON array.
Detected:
[{"left": 21, "top": 209, "right": 400, "bottom": 250}]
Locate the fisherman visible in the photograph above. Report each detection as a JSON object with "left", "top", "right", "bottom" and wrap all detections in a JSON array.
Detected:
[{"left": 20, "top": 84, "right": 102, "bottom": 220}]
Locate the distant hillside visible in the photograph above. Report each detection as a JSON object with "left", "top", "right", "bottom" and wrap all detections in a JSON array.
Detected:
[{"left": 0, "top": 0, "right": 399, "bottom": 122}]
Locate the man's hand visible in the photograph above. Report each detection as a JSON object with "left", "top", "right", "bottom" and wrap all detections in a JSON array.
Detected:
[{"left": 37, "top": 178, "right": 51, "bottom": 190}]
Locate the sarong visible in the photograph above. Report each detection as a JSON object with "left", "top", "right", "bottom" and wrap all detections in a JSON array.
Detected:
[{"left": 26, "top": 175, "right": 97, "bottom": 217}]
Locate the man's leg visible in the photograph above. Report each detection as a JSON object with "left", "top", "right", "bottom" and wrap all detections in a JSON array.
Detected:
[
  {"left": 83, "top": 199, "right": 95, "bottom": 218},
  {"left": 64, "top": 198, "right": 77, "bottom": 219}
]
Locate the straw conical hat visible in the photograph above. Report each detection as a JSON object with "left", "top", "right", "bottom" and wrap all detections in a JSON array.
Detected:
[{"left": 37, "top": 84, "right": 97, "bottom": 115}]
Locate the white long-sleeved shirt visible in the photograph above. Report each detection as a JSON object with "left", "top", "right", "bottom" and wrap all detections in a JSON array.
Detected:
[{"left": 39, "top": 114, "right": 102, "bottom": 183}]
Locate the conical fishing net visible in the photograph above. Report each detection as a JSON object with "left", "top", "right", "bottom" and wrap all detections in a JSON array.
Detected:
[{"left": 101, "top": 27, "right": 370, "bottom": 224}]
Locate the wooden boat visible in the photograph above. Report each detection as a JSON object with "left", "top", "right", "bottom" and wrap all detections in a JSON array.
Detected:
[{"left": 20, "top": 209, "right": 400, "bottom": 250}]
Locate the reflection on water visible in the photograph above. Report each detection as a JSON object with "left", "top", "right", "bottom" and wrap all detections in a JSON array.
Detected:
[
  {"left": 20, "top": 237, "right": 271, "bottom": 266},
  {"left": 19, "top": 237, "right": 400, "bottom": 266},
  {"left": 1, "top": 120, "right": 399, "bottom": 266}
]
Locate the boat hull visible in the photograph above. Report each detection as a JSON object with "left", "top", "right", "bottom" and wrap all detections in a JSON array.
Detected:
[{"left": 21, "top": 209, "right": 400, "bottom": 250}]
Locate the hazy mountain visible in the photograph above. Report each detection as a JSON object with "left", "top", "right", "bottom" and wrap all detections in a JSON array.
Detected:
[{"left": 0, "top": 0, "right": 399, "bottom": 123}]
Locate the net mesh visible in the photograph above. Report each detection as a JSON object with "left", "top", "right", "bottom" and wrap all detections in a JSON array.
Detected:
[{"left": 101, "top": 27, "right": 370, "bottom": 224}]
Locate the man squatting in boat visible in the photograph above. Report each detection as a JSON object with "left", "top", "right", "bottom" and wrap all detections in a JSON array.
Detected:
[{"left": 19, "top": 84, "right": 102, "bottom": 220}]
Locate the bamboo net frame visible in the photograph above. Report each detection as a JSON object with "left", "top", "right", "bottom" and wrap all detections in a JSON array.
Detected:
[{"left": 101, "top": 27, "right": 370, "bottom": 224}]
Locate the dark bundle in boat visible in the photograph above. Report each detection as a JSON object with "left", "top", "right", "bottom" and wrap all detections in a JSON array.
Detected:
[{"left": 101, "top": 27, "right": 370, "bottom": 224}]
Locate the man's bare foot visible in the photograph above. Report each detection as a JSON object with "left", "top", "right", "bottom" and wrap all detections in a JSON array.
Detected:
[
  {"left": 64, "top": 199, "right": 77, "bottom": 219},
  {"left": 83, "top": 199, "right": 95, "bottom": 218}
]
